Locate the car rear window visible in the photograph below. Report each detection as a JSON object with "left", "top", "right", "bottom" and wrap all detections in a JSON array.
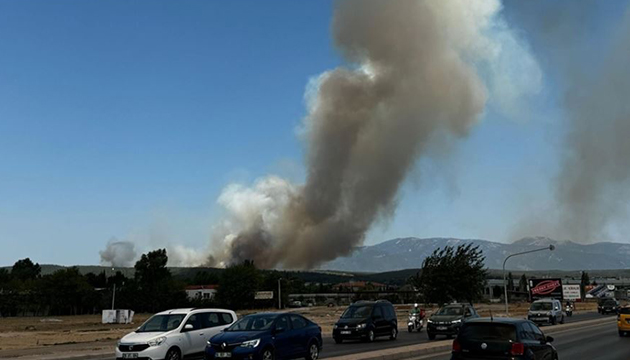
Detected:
[
  {"left": 460, "top": 323, "right": 517, "bottom": 341},
  {"left": 619, "top": 307, "right": 630, "bottom": 315}
]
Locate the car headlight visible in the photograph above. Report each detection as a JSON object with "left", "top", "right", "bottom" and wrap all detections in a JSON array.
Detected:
[
  {"left": 427, "top": 319, "right": 434, "bottom": 324},
  {"left": 333, "top": 324, "right": 338, "bottom": 329},
  {"left": 356, "top": 323, "right": 367, "bottom": 329},
  {"left": 452, "top": 319, "right": 462, "bottom": 324},
  {"left": 240, "top": 339, "right": 261, "bottom": 348},
  {"left": 148, "top": 336, "right": 166, "bottom": 347}
]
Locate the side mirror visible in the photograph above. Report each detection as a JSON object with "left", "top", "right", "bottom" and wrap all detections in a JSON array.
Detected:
[
  {"left": 545, "top": 336, "right": 554, "bottom": 343},
  {"left": 183, "top": 324, "right": 194, "bottom": 332}
]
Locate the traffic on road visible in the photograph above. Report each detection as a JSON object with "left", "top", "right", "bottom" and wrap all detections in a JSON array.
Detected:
[{"left": 112, "top": 301, "right": 619, "bottom": 360}]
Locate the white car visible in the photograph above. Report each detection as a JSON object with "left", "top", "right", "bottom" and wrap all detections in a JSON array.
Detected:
[{"left": 116, "top": 308, "right": 237, "bottom": 360}]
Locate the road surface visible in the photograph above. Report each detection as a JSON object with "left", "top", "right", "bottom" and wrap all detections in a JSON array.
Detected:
[
  {"left": 411, "top": 315, "right": 627, "bottom": 360},
  {"left": 94, "top": 312, "right": 609, "bottom": 360}
]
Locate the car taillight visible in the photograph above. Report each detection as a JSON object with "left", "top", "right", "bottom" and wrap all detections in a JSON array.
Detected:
[
  {"left": 510, "top": 342, "right": 525, "bottom": 356},
  {"left": 452, "top": 339, "right": 461, "bottom": 353}
]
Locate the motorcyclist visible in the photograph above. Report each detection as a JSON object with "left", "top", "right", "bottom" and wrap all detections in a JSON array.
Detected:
[{"left": 411, "top": 303, "right": 421, "bottom": 316}]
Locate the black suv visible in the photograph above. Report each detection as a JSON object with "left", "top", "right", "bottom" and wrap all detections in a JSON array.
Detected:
[
  {"left": 427, "top": 304, "right": 479, "bottom": 340},
  {"left": 332, "top": 300, "right": 398, "bottom": 343},
  {"left": 451, "top": 318, "right": 558, "bottom": 360},
  {"left": 598, "top": 298, "right": 620, "bottom": 314}
]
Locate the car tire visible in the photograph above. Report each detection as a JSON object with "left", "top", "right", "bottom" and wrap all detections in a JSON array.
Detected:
[
  {"left": 305, "top": 341, "right": 319, "bottom": 360},
  {"left": 334, "top": 337, "right": 343, "bottom": 344},
  {"left": 366, "top": 330, "right": 375, "bottom": 342},
  {"left": 619, "top": 331, "right": 625, "bottom": 337},
  {"left": 560, "top": 315, "right": 565, "bottom": 324},
  {"left": 165, "top": 348, "right": 181, "bottom": 360},
  {"left": 428, "top": 332, "right": 436, "bottom": 340},
  {"left": 262, "top": 347, "right": 275, "bottom": 360},
  {"left": 390, "top": 327, "right": 398, "bottom": 340},
  {"left": 551, "top": 316, "right": 557, "bottom": 325}
]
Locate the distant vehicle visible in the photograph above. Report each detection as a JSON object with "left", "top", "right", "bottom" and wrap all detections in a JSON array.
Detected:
[
  {"left": 116, "top": 308, "right": 236, "bottom": 360},
  {"left": 599, "top": 298, "right": 620, "bottom": 314},
  {"left": 332, "top": 300, "right": 398, "bottom": 343},
  {"left": 325, "top": 299, "right": 337, "bottom": 307},
  {"left": 205, "top": 312, "right": 322, "bottom": 360},
  {"left": 617, "top": 306, "right": 630, "bottom": 336},
  {"left": 288, "top": 300, "right": 302, "bottom": 308},
  {"left": 427, "top": 304, "right": 479, "bottom": 340},
  {"left": 450, "top": 318, "right": 558, "bottom": 360},
  {"left": 527, "top": 299, "right": 564, "bottom": 325},
  {"left": 564, "top": 301, "right": 573, "bottom": 317}
]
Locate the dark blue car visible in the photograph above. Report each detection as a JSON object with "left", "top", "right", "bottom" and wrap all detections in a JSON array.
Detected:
[{"left": 205, "top": 312, "right": 322, "bottom": 360}]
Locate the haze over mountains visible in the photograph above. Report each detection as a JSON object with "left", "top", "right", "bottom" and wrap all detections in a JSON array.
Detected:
[{"left": 320, "top": 237, "right": 630, "bottom": 272}]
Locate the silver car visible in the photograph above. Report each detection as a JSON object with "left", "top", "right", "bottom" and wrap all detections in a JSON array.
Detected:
[{"left": 527, "top": 298, "right": 565, "bottom": 325}]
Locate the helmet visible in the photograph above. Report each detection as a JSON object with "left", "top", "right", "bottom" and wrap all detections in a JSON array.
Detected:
[{"left": 414, "top": 303, "right": 419, "bottom": 308}]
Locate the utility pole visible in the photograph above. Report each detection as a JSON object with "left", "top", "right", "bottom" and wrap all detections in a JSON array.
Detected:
[
  {"left": 278, "top": 278, "right": 282, "bottom": 310},
  {"left": 111, "top": 267, "right": 116, "bottom": 310}
]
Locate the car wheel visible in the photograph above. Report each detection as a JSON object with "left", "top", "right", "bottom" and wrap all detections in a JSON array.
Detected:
[
  {"left": 334, "top": 337, "right": 343, "bottom": 344},
  {"left": 428, "top": 332, "right": 436, "bottom": 340},
  {"left": 560, "top": 315, "right": 565, "bottom": 324},
  {"left": 551, "top": 316, "right": 557, "bottom": 325},
  {"left": 165, "top": 348, "right": 181, "bottom": 360},
  {"left": 619, "top": 331, "right": 625, "bottom": 337},
  {"left": 306, "top": 342, "right": 319, "bottom": 360},
  {"left": 262, "top": 348, "right": 275, "bottom": 360},
  {"left": 366, "top": 330, "right": 375, "bottom": 342},
  {"left": 390, "top": 327, "right": 398, "bottom": 340}
]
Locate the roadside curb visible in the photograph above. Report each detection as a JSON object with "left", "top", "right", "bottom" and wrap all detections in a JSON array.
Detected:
[{"left": 4, "top": 350, "right": 113, "bottom": 360}]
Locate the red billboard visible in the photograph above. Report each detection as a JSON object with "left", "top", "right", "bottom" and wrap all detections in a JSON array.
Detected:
[{"left": 529, "top": 278, "right": 563, "bottom": 301}]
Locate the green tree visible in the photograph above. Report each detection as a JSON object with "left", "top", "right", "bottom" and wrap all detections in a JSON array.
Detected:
[
  {"left": 40, "top": 267, "right": 95, "bottom": 315},
  {"left": 134, "top": 249, "right": 186, "bottom": 312},
  {"left": 11, "top": 258, "right": 41, "bottom": 281},
  {"left": 416, "top": 244, "right": 487, "bottom": 304},
  {"left": 216, "top": 260, "right": 261, "bottom": 310},
  {"left": 580, "top": 272, "right": 590, "bottom": 300},
  {"left": 518, "top": 274, "right": 528, "bottom": 293}
]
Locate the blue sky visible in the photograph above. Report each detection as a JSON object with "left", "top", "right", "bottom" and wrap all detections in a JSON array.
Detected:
[{"left": 0, "top": 1, "right": 627, "bottom": 266}]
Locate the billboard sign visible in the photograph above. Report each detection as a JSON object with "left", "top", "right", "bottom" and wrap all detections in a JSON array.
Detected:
[
  {"left": 562, "top": 285, "right": 581, "bottom": 301},
  {"left": 255, "top": 291, "right": 274, "bottom": 300},
  {"left": 529, "top": 278, "right": 563, "bottom": 300}
]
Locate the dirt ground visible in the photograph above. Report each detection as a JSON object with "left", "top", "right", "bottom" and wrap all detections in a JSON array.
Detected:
[{"left": 0, "top": 302, "right": 599, "bottom": 357}]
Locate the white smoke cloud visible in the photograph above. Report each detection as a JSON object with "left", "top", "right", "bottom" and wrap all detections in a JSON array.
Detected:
[{"left": 99, "top": 238, "right": 137, "bottom": 267}]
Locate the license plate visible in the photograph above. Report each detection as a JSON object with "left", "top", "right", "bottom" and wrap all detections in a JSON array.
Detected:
[
  {"left": 122, "top": 354, "right": 138, "bottom": 359},
  {"left": 341, "top": 330, "right": 351, "bottom": 335},
  {"left": 437, "top": 326, "right": 447, "bottom": 331},
  {"left": 216, "top": 352, "right": 232, "bottom": 358}
]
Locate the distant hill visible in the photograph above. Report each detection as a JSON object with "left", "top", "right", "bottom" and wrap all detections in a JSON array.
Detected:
[{"left": 320, "top": 236, "right": 630, "bottom": 272}]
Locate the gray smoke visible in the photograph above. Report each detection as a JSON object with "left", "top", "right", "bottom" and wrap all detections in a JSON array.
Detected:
[
  {"left": 196, "top": 0, "right": 538, "bottom": 269},
  {"left": 99, "top": 238, "right": 137, "bottom": 267},
  {"left": 556, "top": 7, "right": 630, "bottom": 242}
]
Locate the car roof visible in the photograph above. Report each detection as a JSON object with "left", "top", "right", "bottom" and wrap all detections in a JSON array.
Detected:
[
  {"left": 155, "top": 308, "right": 234, "bottom": 315},
  {"left": 464, "top": 317, "right": 525, "bottom": 325}
]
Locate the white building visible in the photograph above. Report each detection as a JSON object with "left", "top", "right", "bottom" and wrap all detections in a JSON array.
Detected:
[{"left": 185, "top": 285, "right": 218, "bottom": 300}]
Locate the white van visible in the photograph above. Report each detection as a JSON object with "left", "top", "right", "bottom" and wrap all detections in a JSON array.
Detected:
[
  {"left": 116, "top": 308, "right": 237, "bottom": 360},
  {"left": 527, "top": 299, "right": 564, "bottom": 325}
]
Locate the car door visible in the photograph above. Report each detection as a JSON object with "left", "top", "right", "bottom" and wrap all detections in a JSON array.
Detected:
[
  {"left": 181, "top": 314, "right": 207, "bottom": 355},
  {"left": 372, "top": 305, "right": 387, "bottom": 335},
  {"left": 273, "top": 315, "right": 295, "bottom": 359},
  {"left": 199, "top": 312, "right": 233, "bottom": 346},
  {"left": 526, "top": 322, "right": 554, "bottom": 359},
  {"left": 290, "top": 315, "right": 309, "bottom": 356}
]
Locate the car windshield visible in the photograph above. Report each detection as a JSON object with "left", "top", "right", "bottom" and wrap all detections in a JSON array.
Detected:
[
  {"left": 226, "top": 314, "right": 276, "bottom": 331},
  {"left": 435, "top": 306, "right": 464, "bottom": 316},
  {"left": 619, "top": 307, "right": 630, "bottom": 315},
  {"left": 341, "top": 305, "right": 373, "bottom": 319},
  {"left": 604, "top": 300, "right": 617, "bottom": 306},
  {"left": 460, "top": 323, "right": 517, "bottom": 341},
  {"left": 530, "top": 302, "right": 552, "bottom": 311},
  {"left": 137, "top": 314, "right": 185, "bottom": 333}
]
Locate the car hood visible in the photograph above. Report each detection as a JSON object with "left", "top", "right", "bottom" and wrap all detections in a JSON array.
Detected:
[
  {"left": 335, "top": 317, "right": 369, "bottom": 326},
  {"left": 429, "top": 315, "right": 463, "bottom": 323},
  {"left": 120, "top": 330, "right": 173, "bottom": 344},
  {"left": 210, "top": 331, "right": 267, "bottom": 345}
]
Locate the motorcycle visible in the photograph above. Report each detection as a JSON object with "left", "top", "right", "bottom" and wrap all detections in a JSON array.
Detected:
[
  {"left": 565, "top": 304, "right": 573, "bottom": 317},
  {"left": 408, "top": 308, "right": 426, "bottom": 332}
]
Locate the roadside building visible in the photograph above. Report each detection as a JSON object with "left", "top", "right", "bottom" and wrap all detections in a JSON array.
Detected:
[{"left": 185, "top": 285, "right": 218, "bottom": 301}]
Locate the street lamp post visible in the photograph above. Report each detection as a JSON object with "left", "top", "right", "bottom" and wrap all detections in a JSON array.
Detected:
[
  {"left": 278, "top": 278, "right": 282, "bottom": 310},
  {"left": 111, "top": 267, "right": 116, "bottom": 310},
  {"left": 503, "top": 245, "right": 555, "bottom": 315}
]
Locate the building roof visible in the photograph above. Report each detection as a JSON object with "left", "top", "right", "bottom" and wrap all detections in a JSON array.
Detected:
[{"left": 185, "top": 285, "right": 218, "bottom": 291}]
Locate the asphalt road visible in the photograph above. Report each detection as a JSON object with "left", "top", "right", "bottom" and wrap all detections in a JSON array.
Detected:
[
  {"left": 411, "top": 315, "right": 627, "bottom": 360},
  {"left": 318, "top": 312, "right": 607, "bottom": 358},
  {"left": 95, "top": 312, "right": 611, "bottom": 360}
]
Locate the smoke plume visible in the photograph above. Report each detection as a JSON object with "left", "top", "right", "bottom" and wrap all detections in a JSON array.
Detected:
[
  {"left": 199, "top": 0, "right": 536, "bottom": 269},
  {"left": 556, "top": 7, "right": 630, "bottom": 242},
  {"left": 100, "top": 238, "right": 137, "bottom": 267}
]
